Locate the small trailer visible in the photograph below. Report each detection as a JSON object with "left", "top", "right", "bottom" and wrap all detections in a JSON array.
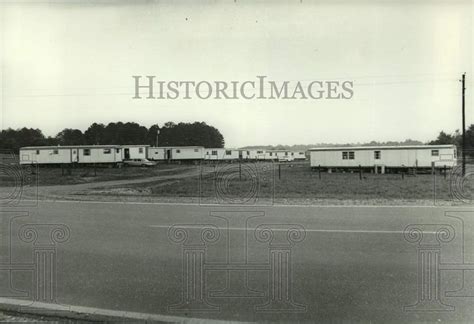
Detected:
[
  {"left": 19, "top": 145, "right": 123, "bottom": 165},
  {"left": 309, "top": 144, "right": 457, "bottom": 173}
]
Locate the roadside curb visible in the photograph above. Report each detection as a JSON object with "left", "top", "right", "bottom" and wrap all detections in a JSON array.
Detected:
[{"left": 0, "top": 298, "right": 230, "bottom": 323}]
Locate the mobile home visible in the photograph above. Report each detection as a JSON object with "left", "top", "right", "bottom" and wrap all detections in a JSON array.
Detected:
[
  {"left": 293, "top": 151, "right": 307, "bottom": 160},
  {"left": 309, "top": 145, "right": 457, "bottom": 173},
  {"left": 121, "top": 145, "right": 149, "bottom": 160},
  {"left": 19, "top": 145, "right": 122, "bottom": 165},
  {"left": 246, "top": 149, "right": 266, "bottom": 160},
  {"left": 262, "top": 150, "right": 294, "bottom": 161},
  {"left": 204, "top": 148, "right": 240, "bottom": 161},
  {"left": 148, "top": 146, "right": 205, "bottom": 161}
]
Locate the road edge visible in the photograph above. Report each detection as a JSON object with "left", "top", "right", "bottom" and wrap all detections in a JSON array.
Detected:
[{"left": 0, "top": 298, "right": 231, "bottom": 323}]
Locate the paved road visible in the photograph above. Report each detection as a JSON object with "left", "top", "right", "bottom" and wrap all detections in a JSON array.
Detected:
[{"left": 0, "top": 201, "right": 473, "bottom": 322}]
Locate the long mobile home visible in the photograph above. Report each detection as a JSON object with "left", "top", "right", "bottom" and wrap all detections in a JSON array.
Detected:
[
  {"left": 204, "top": 148, "right": 240, "bottom": 160},
  {"left": 148, "top": 146, "right": 204, "bottom": 161},
  {"left": 309, "top": 145, "right": 457, "bottom": 173},
  {"left": 19, "top": 145, "right": 123, "bottom": 165}
]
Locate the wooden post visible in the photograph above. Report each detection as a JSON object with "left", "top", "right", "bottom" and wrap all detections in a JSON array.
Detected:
[
  {"left": 444, "top": 165, "right": 447, "bottom": 179},
  {"left": 359, "top": 165, "right": 362, "bottom": 180},
  {"left": 239, "top": 160, "right": 242, "bottom": 181},
  {"left": 318, "top": 164, "right": 321, "bottom": 179},
  {"left": 278, "top": 164, "right": 281, "bottom": 180},
  {"left": 431, "top": 162, "right": 435, "bottom": 175}
]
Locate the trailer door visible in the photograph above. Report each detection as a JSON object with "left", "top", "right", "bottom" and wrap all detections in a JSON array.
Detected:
[{"left": 72, "top": 149, "right": 79, "bottom": 163}]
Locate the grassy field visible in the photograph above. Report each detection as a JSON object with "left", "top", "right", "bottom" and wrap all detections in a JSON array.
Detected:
[
  {"left": 97, "top": 161, "right": 464, "bottom": 203},
  {"left": 0, "top": 164, "right": 196, "bottom": 186},
  {"left": 1, "top": 161, "right": 468, "bottom": 204}
]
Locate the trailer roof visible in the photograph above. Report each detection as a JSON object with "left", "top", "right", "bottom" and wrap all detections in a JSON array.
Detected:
[
  {"left": 153, "top": 146, "right": 204, "bottom": 149},
  {"left": 21, "top": 145, "right": 122, "bottom": 149},
  {"left": 309, "top": 144, "right": 456, "bottom": 151}
]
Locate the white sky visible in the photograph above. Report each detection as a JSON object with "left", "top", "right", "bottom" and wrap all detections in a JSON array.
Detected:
[{"left": 0, "top": 0, "right": 472, "bottom": 147}]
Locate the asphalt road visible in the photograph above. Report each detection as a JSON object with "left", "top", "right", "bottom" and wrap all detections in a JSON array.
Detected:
[{"left": 0, "top": 201, "right": 473, "bottom": 322}]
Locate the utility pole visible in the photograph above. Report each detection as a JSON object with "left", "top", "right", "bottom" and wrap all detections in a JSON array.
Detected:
[{"left": 462, "top": 73, "right": 466, "bottom": 176}]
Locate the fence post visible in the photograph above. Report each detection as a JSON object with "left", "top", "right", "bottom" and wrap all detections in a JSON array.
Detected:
[
  {"left": 278, "top": 164, "right": 281, "bottom": 180},
  {"left": 431, "top": 162, "right": 435, "bottom": 175},
  {"left": 239, "top": 160, "right": 242, "bottom": 181},
  {"left": 444, "top": 165, "right": 447, "bottom": 179},
  {"left": 318, "top": 164, "right": 321, "bottom": 179},
  {"left": 359, "top": 165, "right": 362, "bottom": 180}
]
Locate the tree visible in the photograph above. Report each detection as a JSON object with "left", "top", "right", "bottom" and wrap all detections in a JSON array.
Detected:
[
  {"left": 84, "top": 123, "right": 106, "bottom": 145},
  {"left": 0, "top": 128, "right": 47, "bottom": 153},
  {"left": 55, "top": 128, "right": 85, "bottom": 145},
  {"left": 152, "top": 121, "right": 224, "bottom": 148}
]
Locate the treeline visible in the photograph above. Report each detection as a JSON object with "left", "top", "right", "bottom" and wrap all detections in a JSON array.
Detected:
[
  {"left": 242, "top": 139, "right": 424, "bottom": 151},
  {"left": 430, "top": 126, "right": 474, "bottom": 155},
  {"left": 0, "top": 121, "right": 225, "bottom": 153}
]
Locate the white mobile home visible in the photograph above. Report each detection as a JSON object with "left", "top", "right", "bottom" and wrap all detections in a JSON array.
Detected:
[
  {"left": 309, "top": 145, "right": 457, "bottom": 173},
  {"left": 244, "top": 149, "right": 266, "bottom": 160},
  {"left": 77, "top": 146, "right": 122, "bottom": 164},
  {"left": 121, "top": 145, "right": 149, "bottom": 160},
  {"left": 262, "top": 150, "right": 294, "bottom": 161},
  {"left": 204, "top": 148, "right": 240, "bottom": 160},
  {"left": 293, "top": 151, "right": 307, "bottom": 160},
  {"left": 19, "top": 145, "right": 123, "bottom": 165},
  {"left": 148, "top": 146, "right": 204, "bottom": 161},
  {"left": 20, "top": 146, "right": 73, "bottom": 165},
  {"left": 235, "top": 149, "right": 267, "bottom": 160}
]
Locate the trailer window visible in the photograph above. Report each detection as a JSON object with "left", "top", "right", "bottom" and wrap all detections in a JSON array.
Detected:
[
  {"left": 349, "top": 152, "right": 355, "bottom": 159},
  {"left": 194, "top": 149, "right": 199, "bottom": 152},
  {"left": 342, "top": 152, "right": 348, "bottom": 160},
  {"left": 176, "top": 149, "right": 181, "bottom": 153},
  {"left": 36, "top": 150, "right": 40, "bottom": 155},
  {"left": 270, "top": 152, "right": 273, "bottom": 156},
  {"left": 226, "top": 150, "right": 232, "bottom": 155},
  {"left": 116, "top": 148, "right": 120, "bottom": 153},
  {"left": 212, "top": 150, "right": 218, "bottom": 155},
  {"left": 52, "top": 149, "right": 58, "bottom": 155},
  {"left": 139, "top": 148, "right": 144, "bottom": 153},
  {"left": 374, "top": 151, "right": 381, "bottom": 159},
  {"left": 83, "top": 149, "right": 91, "bottom": 156},
  {"left": 103, "top": 149, "right": 111, "bottom": 154},
  {"left": 431, "top": 150, "right": 439, "bottom": 156}
]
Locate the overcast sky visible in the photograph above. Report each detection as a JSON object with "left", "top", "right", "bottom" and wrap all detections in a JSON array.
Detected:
[{"left": 0, "top": 0, "right": 472, "bottom": 147}]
